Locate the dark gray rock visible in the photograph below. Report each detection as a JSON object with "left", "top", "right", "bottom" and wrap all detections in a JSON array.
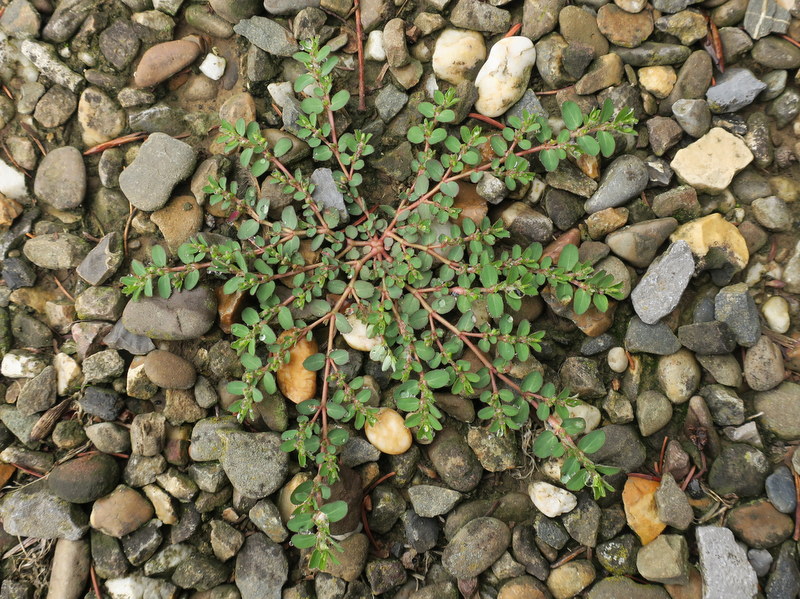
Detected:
[
  {"left": 310, "top": 168, "right": 348, "bottom": 223},
  {"left": 625, "top": 316, "right": 681, "bottom": 355},
  {"left": 766, "top": 542, "right": 800, "bottom": 599},
  {"left": 766, "top": 467, "right": 797, "bottom": 514},
  {"left": 590, "top": 425, "right": 646, "bottom": 473},
  {"left": 596, "top": 535, "right": 639, "bottom": 575},
  {"left": 672, "top": 98, "right": 711, "bottom": 138},
  {"left": 1, "top": 257, "right": 36, "bottom": 290},
  {"left": 678, "top": 321, "right": 737, "bottom": 355},
  {"left": 708, "top": 443, "right": 769, "bottom": 497},
  {"left": 584, "top": 155, "right": 649, "bottom": 214},
  {"left": 77, "top": 232, "right": 123, "bottom": 286},
  {"left": 744, "top": 0, "right": 790, "bottom": 39},
  {"left": 612, "top": 42, "right": 691, "bottom": 66},
  {"left": 714, "top": 283, "right": 760, "bottom": 347},
  {"left": 79, "top": 387, "right": 124, "bottom": 421},
  {"left": 402, "top": 509, "right": 439, "bottom": 553},
  {"left": 235, "top": 533, "right": 288, "bottom": 599},
  {"left": 606, "top": 218, "right": 679, "bottom": 268}
]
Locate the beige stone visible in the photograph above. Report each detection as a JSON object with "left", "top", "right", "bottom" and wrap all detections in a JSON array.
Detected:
[
  {"left": 432, "top": 28, "right": 486, "bottom": 85},
  {"left": 670, "top": 213, "right": 749, "bottom": 272},
  {"left": 638, "top": 66, "right": 677, "bottom": 98},
  {"left": 670, "top": 128, "right": 753, "bottom": 193}
]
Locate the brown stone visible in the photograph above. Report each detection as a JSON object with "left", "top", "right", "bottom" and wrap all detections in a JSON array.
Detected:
[
  {"left": 90, "top": 485, "right": 154, "bottom": 537},
  {"left": 150, "top": 195, "right": 202, "bottom": 252},
  {"left": 216, "top": 287, "right": 248, "bottom": 334},
  {"left": 452, "top": 183, "right": 489, "bottom": 226},
  {"left": 586, "top": 207, "right": 629, "bottom": 239},
  {"left": 0, "top": 194, "right": 23, "bottom": 226},
  {"left": 322, "top": 533, "right": 368, "bottom": 582},
  {"left": 597, "top": 4, "right": 654, "bottom": 48},
  {"left": 219, "top": 92, "right": 256, "bottom": 125},
  {"left": 542, "top": 228, "right": 581, "bottom": 261},
  {"left": 134, "top": 39, "right": 202, "bottom": 88},
  {"left": 727, "top": 500, "right": 794, "bottom": 549},
  {"left": 665, "top": 566, "right": 704, "bottom": 599},
  {"left": 498, "top": 576, "right": 549, "bottom": 599},
  {"left": 622, "top": 476, "right": 666, "bottom": 545},
  {"left": 143, "top": 350, "right": 197, "bottom": 390}
]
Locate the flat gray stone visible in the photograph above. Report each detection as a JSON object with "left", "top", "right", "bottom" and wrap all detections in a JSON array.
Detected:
[
  {"left": 118, "top": 133, "right": 197, "bottom": 212},
  {"left": 218, "top": 431, "right": 288, "bottom": 499},
  {"left": 743, "top": 0, "right": 790, "bottom": 39},
  {"left": 408, "top": 485, "right": 463, "bottom": 517},
  {"left": 631, "top": 241, "right": 694, "bottom": 324},
  {"left": 0, "top": 479, "right": 89, "bottom": 540},
  {"left": 310, "top": 168, "right": 348, "bottom": 223},
  {"left": 121, "top": 287, "right": 217, "bottom": 341},
  {"left": 233, "top": 17, "right": 299, "bottom": 57},
  {"left": 706, "top": 68, "right": 767, "bottom": 113},
  {"left": 695, "top": 526, "right": 758, "bottom": 599},
  {"left": 235, "top": 533, "right": 288, "bottom": 599}
]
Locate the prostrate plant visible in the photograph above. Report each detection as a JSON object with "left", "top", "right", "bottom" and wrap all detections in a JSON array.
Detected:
[{"left": 121, "top": 39, "right": 637, "bottom": 569}]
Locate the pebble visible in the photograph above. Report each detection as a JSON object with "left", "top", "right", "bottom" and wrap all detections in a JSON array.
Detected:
[
  {"left": 449, "top": 0, "right": 511, "bottom": 33},
  {"left": 607, "top": 218, "right": 679, "bottom": 268},
  {"left": 631, "top": 241, "right": 694, "bottom": 324},
  {"left": 607, "top": 347, "right": 628, "bottom": 372},
  {"left": 407, "top": 485, "right": 462, "bottom": 518},
  {"left": 597, "top": 4, "right": 654, "bottom": 48},
  {"left": 584, "top": 155, "right": 649, "bottom": 214},
  {"left": 528, "top": 481, "right": 577, "bottom": 518},
  {"left": 474, "top": 37, "right": 536, "bottom": 117},
  {"left": 547, "top": 560, "right": 596, "bottom": 599},
  {"left": 762, "top": 296, "right": 790, "bottom": 333},
  {"left": 77, "top": 232, "right": 123, "bottom": 286},
  {"left": 752, "top": 195, "right": 793, "bottom": 231},
  {"left": 0, "top": 479, "right": 89, "bottom": 540},
  {"left": 121, "top": 287, "right": 217, "bottom": 340},
  {"left": 427, "top": 427, "right": 483, "bottom": 492},
  {"left": 234, "top": 17, "right": 299, "bottom": 57},
  {"left": 235, "top": 533, "right": 288, "bottom": 599},
  {"left": 78, "top": 87, "right": 126, "bottom": 147},
  {"left": 670, "top": 213, "right": 749, "bottom": 279},
  {"left": 751, "top": 36, "right": 800, "bottom": 69},
  {"left": 364, "top": 407, "right": 412, "bottom": 455},
  {"left": 727, "top": 500, "right": 794, "bottom": 549},
  {"left": 765, "top": 466, "right": 797, "bottom": 514},
  {"left": 133, "top": 39, "right": 202, "bottom": 88},
  {"left": 199, "top": 53, "right": 226, "bottom": 80},
  {"left": 143, "top": 350, "right": 196, "bottom": 390},
  {"left": 23, "top": 233, "right": 90, "bottom": 270},
  {"left": 588, "top": 577, "right": 670, "bottom": 599},
  {"left": 636, "top": 534, "right": 689, "bottom": 584},
  {"left": 671, "top": 127, "right": 753, "bottom": 193},
  {"left": 442, "top": 517, "right": 511, "bottom": 578},
  {"left": 622, "top": 477, "right": 666, "bottom": 545},
  {"left": 33, "top": 85, "right": 77, "bottom": 128},
  {"left": 706, "top": 67, "right": 767, "bottom": 113},
  {"left": 218, "top": 431, "right": 288, "bottom": 499},
  {"left": 20, "top": 40, "right": 84, "bottom": 92},
  {"left": 672, "top": 98, "right": 711, "bottom": 137},
  {"left": 709, "top": 443, "right": 769, "bottom": 497},
  {"left": 655, "top": 473, "right": 694, "bottom": 530},
  {"left": 743, "top": 335, "right": 785, "bottom": 391}
]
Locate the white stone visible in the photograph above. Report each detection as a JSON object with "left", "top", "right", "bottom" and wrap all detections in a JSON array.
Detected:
[
  {"left": 342, "top": 313, "right": 382, "bottom": 352},
  {"left": 105, "top": 575, "right": 178, "bottom": 599},
  {"left": 670, "top": 128, "right": 753, "bottom": 194},
  {"left": 0, "top": 159, "right": 28, "bottom": 199},
  {"left": 608, "top": 347, "right": 628, "bottom": 373},
  {"left": 567, "top": 401, "right": 601, "bottom": 433},
  {"left": 527, "top": 481, "right": 577, "bottom": 518},
  {"left": 432, "top": 28, "right": 486, "bottom": 85},
  {"left": 762, "top": 296, "right": 790, "bottom": 334},
  {"left": 364, "top": 408, "right": 412, "bottom": 455},
  {"left": 695, "top": 526, "right": 758, "bottom": 599},
  {"left": 54, "top": 353, "right": 82, "bottom": 395},
  {"left": 365, "top": 30, "right": 386, "bottom": 62},
  {"left": 474, "top": 36, "right": 536, "bottom": 118},
  {"left": 0, "top": 350, "right": 47, "bottom": 378},
  {"left": 198, "top": 53, "right": 226, "bottom": 81}
]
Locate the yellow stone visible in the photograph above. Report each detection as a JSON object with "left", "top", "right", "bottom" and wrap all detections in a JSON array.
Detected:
[
  {"left": 622, "top": 477, "right": 666, "bottom": 545},
  {"left": 669, "top": 213, "right": 749, "bottom": 272}
]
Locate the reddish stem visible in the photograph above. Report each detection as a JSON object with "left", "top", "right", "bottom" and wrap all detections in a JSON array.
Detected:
[
  {"left": 354, "top": 0, "right": 366, "bottom": 111},
  {"left": 468, "top": 113, "right": 505, "bottom": 129},
  {"left": 504, "top": 23, "right": 522, "bottom": 37}
]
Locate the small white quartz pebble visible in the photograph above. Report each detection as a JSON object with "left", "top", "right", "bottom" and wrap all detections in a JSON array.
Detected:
[
  {"left": 474, "top": 36, "right": 537, "bottom": 118},
  {"left": 762, "top": 296, "right": 790, "bottom": 334},
  {"left": 432, "top": 28, "right": 486, "bottom": 85},
  {"left": 342, "top": 313, "right": 382, "bottom": 352},
  {"left": 608, "top": 347, "right": 628, "bottom": 373},
  {"left": 567, "top": 401, "right": 602, "bottom": 433},
  {"left": 0, "top": 159, "right": 28, "bottom": 199},
  {"left": 528, "top": 481, "right": 577, "bottom": 518},
  {"left": 54, "top": 352, "right": 82, "bottom": 395},
  {"left": 365, "top": 30, "right": 386, "bottom": 62},
  {"left": 365, "top": 408, "right": 412, "bottom": 455},
  {"left": 199, "top": 53, "right": 226, "bottom": 81}
]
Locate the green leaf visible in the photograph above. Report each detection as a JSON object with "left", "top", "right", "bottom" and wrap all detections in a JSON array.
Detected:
[
  {"left": 238, "top": 219, "right": 260, "bottom": 240},
  {"left": 557, "top": 244, "right": 579, "bottom": 270},
  {"left": 330, "top": 89, "right": 350, "bottom": 110},
  {"left": 533, "top": 430, "right": 559, "bottom": 458},
  {"left": 327, "top": 402, "right": 347, "bottom": 419},
  {"left": 322, "top": 500, "right": 348, "bottom": 523},
  {"left": 353, "top": 280, "right": 374, "bottom": 299},
  {"left": 596, "top": 130, "right": 615, "bottom": 157},
  {"left": 487, "top": 293, "right": 503, "bottom": 319},
  {"left": 564, "top": 469, "right": 589, "bottom": 491},
  {"left": 335, "top": 313, "right": 352, "bottom": 333},
  {"left": 184, "top": 269, "right": 200, "bottom": 290},
  {"left": 157, "top": 275, "right": 171, "bottom": 299},
  {"left": 540, "top": 149, "right": 559, "bottom": 172},
  {"left": 424, "top": 369, "right": 450, "bottom": 389},
  {"left": 577, "top": 135, "right": 600, "bottom": 156},
  {"left": 241, "top": 353, "right": 262, "bottom": 370},
  {"left": 291, "top": 533, "right": 317, "bottom": 549},
  {"left": 282, "top": 206, "right": 298, "bottom": 229},
  {"left": 480, "top": 264, "right": 498, "bottom": 287},
  {"left": 407, "top": 126, "right": 425, "bottom": 144},
  {"left": 561, "top": 101, "right": 583, "bottom": 131},
  {"left": 278, "top": 307, "right": 294, "bottom": 330},
  {"left": 577, "top": 429, "right": 605, "bottom": 454},
  {"left": 593, "top": 293, "right": 609, "bottom": 312},
  {"left": 490, "top": 135, "right": 508, "bottom": 156},
  {"left": 273, "top": 137, "right": 293, "bottom": 158},
  {"left": 573, "top": 288, "right": 591, "bottom": 315},
  {"left": 522, "top": 371, "right": 543, "bottom": 394},
  {"left": 303, "top": 353, "right": 326, "bottom": 371},
  {"left": 599, "top": 97, "right": 615, "bottom": 123},
  {"left": 301, "top": 97, "right": 324, "bottom": 114},
  {"left": 151, "top": 244, "right": 167, "bottom": 267}
]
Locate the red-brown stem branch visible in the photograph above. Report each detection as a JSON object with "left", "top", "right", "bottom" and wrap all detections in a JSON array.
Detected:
[{"left": 354, "top": 0, "right": 366, "bottom": 111}]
